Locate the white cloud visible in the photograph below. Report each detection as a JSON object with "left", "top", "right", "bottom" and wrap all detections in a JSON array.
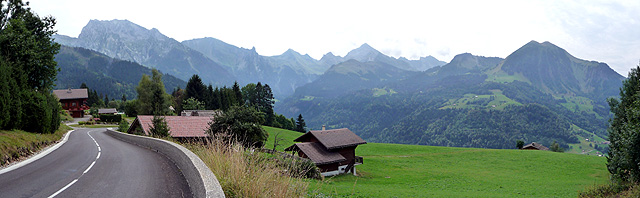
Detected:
[{"left": 28, "top": 0, "right": 640, "bottom": 75}]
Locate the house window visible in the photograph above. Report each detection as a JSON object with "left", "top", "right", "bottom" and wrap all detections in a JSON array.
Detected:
[{"left": 72, "top": 102, "right": 76, "bottom": 107}]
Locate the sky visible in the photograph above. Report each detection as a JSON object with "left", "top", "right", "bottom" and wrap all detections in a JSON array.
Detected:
[{"left": 28, "top": 0, "right": 640, "bottom": 76}]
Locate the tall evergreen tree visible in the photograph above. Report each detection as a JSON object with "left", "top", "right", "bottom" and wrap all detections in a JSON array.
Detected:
[
  {"left": 233, "top": 81, "right": 243, "bottom": 106},
  {"left": 296, "top": 114, "right": 307, "bottom": 133},
  {"left": 185, "top": 74, "right": 206, "bottom": 102}
]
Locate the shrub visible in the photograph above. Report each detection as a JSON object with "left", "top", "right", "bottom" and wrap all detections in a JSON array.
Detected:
[
  {"left": 20, "top": 91, "right": 60, "bottom": 134},
  {"left": 117, "top": 120, "right": 129, "bottom": 132},
  {"left": 99, "top": 114, "right": 122, "bottom": 123}
]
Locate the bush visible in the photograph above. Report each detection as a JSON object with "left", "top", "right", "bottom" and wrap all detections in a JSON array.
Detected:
[
  {"left": 20, "top": 91, "right": 60, "bottom": 134},
  {"left": 117, "top": 120, "right": 129, "bottom": 132},
  {"left": 99, "top": 114, "right": 122, "bottom": 123}
]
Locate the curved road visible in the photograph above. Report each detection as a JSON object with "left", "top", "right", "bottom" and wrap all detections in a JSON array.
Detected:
[{"left": 0, "top": 128, "right": 192, "bottom": 198}]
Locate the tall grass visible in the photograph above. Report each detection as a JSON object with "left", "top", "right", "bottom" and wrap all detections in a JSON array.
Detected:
[{"left": 187, "top": 138, "right": 312, "bottom": 198}]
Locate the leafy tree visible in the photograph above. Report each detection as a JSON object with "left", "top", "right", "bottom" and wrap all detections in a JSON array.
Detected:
[
  {"left": 516, "top": 140, "right": 524, "bottom": 149},
  {"left": 123, "top": 99, "right": 138, "bottom": 117},
  {"left": 607, "top": 65, "right": 640, "bottom": 183},
  {"left": 296, "top": 114, "right": 306, "bottom": 133},
  {"left": 148, "top": 115, "right": 170, "bottom": 137},
  {"left": 136, "top": 69, "right": 171, "bottom": 115},
  {"left": 0, "top": 0, "right": 61, "bottom": 133},
  {"left": 183, "top": 97, "right": 204, "bottom": 110},
  {"left": 171, "top": 87, "right": 185, "bottom": 114},
  {"left": 207, "top": 105, "right": 267, "bottom": 148},
  {"left": 549, "top": 141, "right": 564, "bottom": 152}
]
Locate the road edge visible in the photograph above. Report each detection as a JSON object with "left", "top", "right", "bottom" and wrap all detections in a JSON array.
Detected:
[
  {"left": 0, "top": 129, "right": 75, "bottom": 175},
  {"left": 105, "top": 130, "right": 225, "bottom": 198}
]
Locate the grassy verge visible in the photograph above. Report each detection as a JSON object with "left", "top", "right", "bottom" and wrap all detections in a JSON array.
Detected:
[
  {"left": 186, "top": 139, "right": 310, "bottom": 197},
  {"left": 0, "top": 124, "right": 73, "bottom": 167},
  {"left": 580, "top": 182, "right": 640, "bottom": 198}
]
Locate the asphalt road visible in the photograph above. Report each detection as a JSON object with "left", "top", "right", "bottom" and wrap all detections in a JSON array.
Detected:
[{"left": 0, "top": 128, "right": 192, "bottom": 198}]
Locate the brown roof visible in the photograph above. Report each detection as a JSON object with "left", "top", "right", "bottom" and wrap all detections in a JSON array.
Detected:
[
  {"left": 522, "top": 142, "right": 549, "bottom": 150},
  {"left": 98, "top": 108, "right": 117, "bottom": 114},
  {"left": 294, "top": 128, "right": 367, "bottom": 150},
  {"left": 53, "top": 88, "right": 88, "bottom": 100},
  {"left": 130, "top": 115, "right": 212, "bottom": 138},
  {"left": 285, "top": 142, "right": 346, "bottom": 165}
]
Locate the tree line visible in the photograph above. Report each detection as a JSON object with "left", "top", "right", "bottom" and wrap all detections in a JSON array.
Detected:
[{"left": 0, "top": 0, "right": 61, "bottom": 134}]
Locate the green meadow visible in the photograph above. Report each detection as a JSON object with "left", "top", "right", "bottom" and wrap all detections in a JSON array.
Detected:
[{"left": 264, "top": 127, "right": 610, "bottom": 197}]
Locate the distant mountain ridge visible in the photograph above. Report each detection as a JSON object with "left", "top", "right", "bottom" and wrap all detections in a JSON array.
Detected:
[
  {"left": 54, "top": 45, "right": 187, "bottom": 99},
  {"left": 52, "top": 19, "right": 234, "bottom": 86}
]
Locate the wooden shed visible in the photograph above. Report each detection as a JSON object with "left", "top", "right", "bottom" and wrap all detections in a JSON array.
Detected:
[{"left": 286, "top": 128, "right": 366, "bottom": 176}]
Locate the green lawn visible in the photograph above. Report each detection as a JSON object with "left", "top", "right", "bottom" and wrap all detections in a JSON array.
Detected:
[
  {"left": 261, "top": 126, "right": 609, "bottom": 197},
  {"left": 308, "top": 143, "right": 608, "bottom": 197}
]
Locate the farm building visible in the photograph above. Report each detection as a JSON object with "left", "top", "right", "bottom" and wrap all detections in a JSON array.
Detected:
[
  {"left": 53, "top": 88, "right": 89, "bottom": 118},
  {"left": 286, "top": 127, "right": 366, "bottom": 177},
  {"left": 522, "top": 142, "right": 549, "bottom": 150},
  {"left": 127, "top": 115, "right": 212, "bottom": 140}
]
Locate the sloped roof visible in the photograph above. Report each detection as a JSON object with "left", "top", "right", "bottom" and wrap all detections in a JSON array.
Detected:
[
  {"left": 294, "top": 128, "right": 367, "bottom": 150},
  {"left": 522, "top": 142, "right": 549, "bottom": 150},
  {"left": 98, "top": 108, "right": 117, "bottom": 114},
  {"left": 181, "top": 110, "right": 221, "bottom": 117},
  {"left": 285, "top": 142, "right": 346, "bottom": 165},
  {"left": 53, "top": 88, "right": 88, "bottom": 100},
  {"left": 131, "top": 115, "right": 212, "bottom": 138}
]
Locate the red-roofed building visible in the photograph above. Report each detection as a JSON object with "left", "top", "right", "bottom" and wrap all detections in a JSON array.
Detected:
[
  {"left": 286, "top": 127, "right": 366, "bottom": 176},
  {"left": 127, "top": 115, "right": 212, "bottom": 140},
  {"left": 53, "top": 88, "right": 89, "bottom": 118}
]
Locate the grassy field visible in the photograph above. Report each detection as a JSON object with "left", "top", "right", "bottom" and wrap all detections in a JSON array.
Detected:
[
  {"left": 0, "top": 124, "right": 73, "bottom": 166},
  {"left": 263, "top": 127, "right": 610, "bottom": 197},
  {"left": 263, "top": 126, "right": 303, "bottom": 151}
]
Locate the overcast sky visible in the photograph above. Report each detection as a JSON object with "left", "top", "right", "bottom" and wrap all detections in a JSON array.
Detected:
[{"left": 29, "top": 0, "right": 639, "bottom": 76}]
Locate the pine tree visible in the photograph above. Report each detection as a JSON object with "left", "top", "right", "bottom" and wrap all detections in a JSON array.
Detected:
[
  {"left": 296, "top": 114, "right": 306, "bottom": 133},
  {"left": 233, "top": 81, "right": 243, "bottom": 106}
]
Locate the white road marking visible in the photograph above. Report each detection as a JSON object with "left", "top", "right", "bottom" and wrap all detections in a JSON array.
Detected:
[
  {"left": 48, "top": 130, "right": 102, "bottom": 198},
  {"left": 47, "top": 179, "right": 78, "bottom": 198}
]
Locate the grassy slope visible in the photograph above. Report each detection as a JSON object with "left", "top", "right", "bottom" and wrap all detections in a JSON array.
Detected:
[
  {"left": 261, "top": 127, "right": 609, "bottom": 197},
  {"left": 0, "top": 124, "right": 73, "bottom": 166},
  {"left": 263, "top": 126, "right": 303, "bottom": 151}
]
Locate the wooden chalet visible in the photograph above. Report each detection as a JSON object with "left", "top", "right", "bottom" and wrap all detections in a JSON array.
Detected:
[
  {"left": 127, "top": 115, "right": 211, "bottom": 141},
  {"left": 53, "top": 88, "right": 89, "bottom": 118},
  {"left": 286, "top": 127, "right": 366, "bottom": 177},
  {"left": 522, "top": 142, "right": 549, "bottom": 151}
]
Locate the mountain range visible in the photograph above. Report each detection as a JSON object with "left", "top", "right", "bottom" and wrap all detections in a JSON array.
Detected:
[
  {"left": 51, "top": 19, "right": 625, "bottom": 151},
  {"left": 276, "top": 40, "right": 624, "bottom": 150},
  {"left": 53, "top": 19, "right": 446, "bottom": 98}
]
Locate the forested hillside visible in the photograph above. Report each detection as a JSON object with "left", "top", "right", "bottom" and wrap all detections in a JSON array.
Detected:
[{"left": 54, "top": 45, "right": 186, "bottom": 99}]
